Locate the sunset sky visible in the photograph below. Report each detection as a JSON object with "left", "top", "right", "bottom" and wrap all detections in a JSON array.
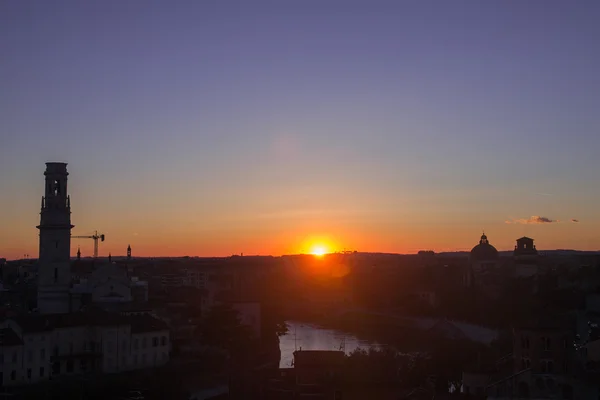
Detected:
[{"left": 2, "top": 1, "right": 600, "bottom": 259}]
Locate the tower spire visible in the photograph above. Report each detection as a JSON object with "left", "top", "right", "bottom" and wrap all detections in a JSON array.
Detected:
[{"left": 77, "top": 246, "right": 81, "bottom": 261}]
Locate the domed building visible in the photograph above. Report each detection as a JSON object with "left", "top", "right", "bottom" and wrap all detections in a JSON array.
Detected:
[
  {"left": 466, "top": 233, "right": 501, "bottom": 288},
  {"left": 470, "top": 234, "right": 499, "bottom": 261}
]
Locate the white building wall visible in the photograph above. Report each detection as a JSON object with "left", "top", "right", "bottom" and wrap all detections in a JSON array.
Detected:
[
  {"left": 0, "top": 345, "right": 24, "bottom": 386},
  {"left": 0, "top": 321, "right": 169, "bottom": 386},
  {"left": 130, "top": 330, "right": 170, "bottom": 370},
  {"left": 22, "top": 332, "right": 50, "bottom": 384}
]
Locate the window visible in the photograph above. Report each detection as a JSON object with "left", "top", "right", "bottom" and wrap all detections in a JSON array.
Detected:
[
  {"left": 542, "top": 337, "right": 551, "bottom": 351},
  {"left": 12, "top": 352, "right": 17, "bottom": 363},
  {"left": 54, "top": 268, "right": 58, "bottom": 283},
  {"left": 40, "top": 349, "right": 45, "bottom": 360},
  {"left": 28, "top": 350, "right": 33, "bottom": 362},
  {"left": 161, "top": 336, "right": 167, "bottom": 346},
  {"left": 522, "top": 336, "right": 530, "bottom": 349},
  {"left": 162, "top": 352, "right": 167, "bottom": 362},
  {"left": 134, "top": 338, "right": 139, "bottom": 349},
  {"left": 27, "top": 369, "right": 31, "bottom": 380},
  {"left": 541, "top": 360, "right": 554, "bottom": 373},
  {"left": 142, "top": 354, "right": 147, "bottom": 364},
  {"left": 52, "top": 362, "right": 60, "bottom": 375},
  {"left": 152, "top": 337, "right": 158, "bottom": 347},
  {"left": 80, "top": 359, "right": 87, "bottom": 372},
  {"left": 39, "top": 367, "right": 44, "bottom": 378},
  {"left": 0, "top": 354, "right": 4, "bottom": 364},
  {"left": 142, "top": 337, "right": 147, "bottom": 349},
  {"left": 11, "top": 371, "right": 16, "bottom": 381},
  {"left": 53, "top": 346, "right": 59, "bottom": 357},
  {"left": 66, "top": 360, "right": 73, "bottom": 373}
]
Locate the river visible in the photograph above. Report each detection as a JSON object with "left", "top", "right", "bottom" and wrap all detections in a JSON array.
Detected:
[{"left": 278, "top": 321, "right": 385, "bottom": 368}]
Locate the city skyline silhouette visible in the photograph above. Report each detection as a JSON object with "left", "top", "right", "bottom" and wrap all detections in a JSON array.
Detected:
[{"left": 2, "top": 1, "right": 600, "bottom": 258}]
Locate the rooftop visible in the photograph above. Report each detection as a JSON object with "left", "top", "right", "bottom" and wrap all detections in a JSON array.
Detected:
[
  {"left": 9, "top": 310, "right": 167, "bottom": 334},
  {"left": 0, "top": 328, "right": 23, "bottom": 346}
]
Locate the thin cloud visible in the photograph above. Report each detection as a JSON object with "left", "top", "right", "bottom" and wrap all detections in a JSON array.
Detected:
[
  {"left": 571, "top": 219, "right": 579, "bottom": 223},
  {"left": 505, "top": 216, "right": 559, "bottom": 224}
]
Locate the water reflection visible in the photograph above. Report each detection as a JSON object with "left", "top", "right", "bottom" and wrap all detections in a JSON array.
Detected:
[{"left": 279, "top": 321, "right": 383, "bottom": 368}]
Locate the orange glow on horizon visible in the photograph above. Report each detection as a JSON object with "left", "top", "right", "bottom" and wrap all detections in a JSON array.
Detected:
[{"left": 309, "top": 244, "right": 328, "bottom": 257}]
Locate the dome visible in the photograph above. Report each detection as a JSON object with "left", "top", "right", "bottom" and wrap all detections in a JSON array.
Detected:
[{"left": 470, "top": 233, "right": 498, "bottom": 260}]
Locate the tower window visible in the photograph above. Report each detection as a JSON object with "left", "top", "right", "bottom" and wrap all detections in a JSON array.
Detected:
[
  {"left": 54, "top": 268, "right": 58, "bottom": 283},
  {"left": 53, "top": 180, "right": 61, "bottom": 196},
  {"left": 55, "top": 241, "right": 59, "bottom": 249}
]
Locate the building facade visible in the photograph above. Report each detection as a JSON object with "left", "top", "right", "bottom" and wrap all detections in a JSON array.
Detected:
[{"left": 0, "top": 311, "right": 169, "bottom": 387}]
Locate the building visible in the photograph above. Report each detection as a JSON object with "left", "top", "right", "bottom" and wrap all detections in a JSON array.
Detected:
[
  {"left": 514, "top": 237, "right": 539, "bottom": 278},
  {"left": 37, "top": 163, "right": 73, "bottom": 314},
  {"left": 70, "top": 261, "right": 149, "bottom": 309},
  {"left": 293, "top": 350, "right": 344, "bottom": 399},
  {"left": 186, "top": 269, "right": 207, "bottom": 289},
  {"left": 0, "top": 310, "right": 170, "bottom": 386},
  {"left": 485, "top": 314, "right": 599, "bottom": 399},
  {"left": 467, "top": 233, "right": 501, "bottom": 290}
]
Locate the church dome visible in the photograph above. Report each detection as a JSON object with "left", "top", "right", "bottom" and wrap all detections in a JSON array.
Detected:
[{"left": 470, "top": 233, "right": 499, "bottom": 260}]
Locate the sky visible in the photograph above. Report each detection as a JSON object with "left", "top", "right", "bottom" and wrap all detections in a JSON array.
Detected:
[{"left": 1, "top": 0, "right": 600, "bottom": 259}]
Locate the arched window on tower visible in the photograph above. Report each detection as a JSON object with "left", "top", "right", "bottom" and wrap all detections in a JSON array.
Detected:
[{"left": 53, "top": 180, "right": 61, "bottom": 196}]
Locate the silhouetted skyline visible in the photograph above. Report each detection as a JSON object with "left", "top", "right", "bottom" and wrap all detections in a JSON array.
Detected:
[{"left": 2, "top": 1, "right": 600, "bottom": 258}]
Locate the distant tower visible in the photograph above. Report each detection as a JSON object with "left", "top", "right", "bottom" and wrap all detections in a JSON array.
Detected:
[
  {"left": 108, "top": 253, "right": 112, "bottom": 263},
  {"left": 37, "top": 162, "right": 73, "bottom": 314},
  {"left": 514, "top": 237, "right": 539, "bottom": 278},
  {"left": 77, "top": 247, "right": 81, "bottom": 261},
  {"left": 127, "top": 244, "right": 131, "bottom": 260}
]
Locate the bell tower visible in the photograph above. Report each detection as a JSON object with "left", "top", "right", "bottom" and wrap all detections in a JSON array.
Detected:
[{"left": 37, "top": 162, "right": 74, "bottom": 314}]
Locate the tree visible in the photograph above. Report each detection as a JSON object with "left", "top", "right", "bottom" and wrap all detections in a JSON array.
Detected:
[
  {"left": 261, "top": 302, "right": 289, "bottom": 338},
  {"left": 200, "top": 304, "right": 255, "bottom": 356}
]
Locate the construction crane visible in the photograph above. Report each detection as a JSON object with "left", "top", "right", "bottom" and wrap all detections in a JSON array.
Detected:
[{"left": 72, "top": 231, "right": 105, "bottom": 258}]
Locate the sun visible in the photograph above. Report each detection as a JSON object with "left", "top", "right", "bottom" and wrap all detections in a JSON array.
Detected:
[{"left": 310, "top": 245, "right": 328, "bottom": 257}]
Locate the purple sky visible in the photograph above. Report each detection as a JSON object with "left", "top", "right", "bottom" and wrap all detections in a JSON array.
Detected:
[{"left": 1, "top": 0, "right": 600, "bottom": 258}]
